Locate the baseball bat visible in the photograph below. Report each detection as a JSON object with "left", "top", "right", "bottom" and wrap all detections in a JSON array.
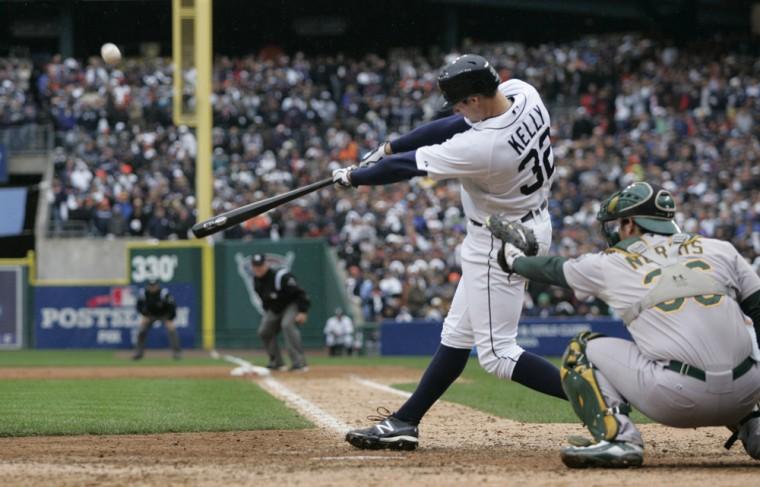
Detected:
[{"left": 191, "top": 176, "right": 334, "bottom": 238}]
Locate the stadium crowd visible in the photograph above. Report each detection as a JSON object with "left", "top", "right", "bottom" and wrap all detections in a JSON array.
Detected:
[
  {"left": 2, "top": 34, "right": 759, "bottom": 321},
  {"left": 0, "top": 57, "right": 39, "bottom": 127}
]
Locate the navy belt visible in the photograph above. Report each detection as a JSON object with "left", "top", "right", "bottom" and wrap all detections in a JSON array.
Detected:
[
  {"left": 469, "top": 200, "right": 548, "bottom": 227},
  {"left": 666, "top": 356, "right": 755, "bottom": 382}
]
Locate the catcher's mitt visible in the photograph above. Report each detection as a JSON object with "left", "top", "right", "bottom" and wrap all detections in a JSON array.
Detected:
[{"left": 485, "top": 216, "right": 539, "bottom": 256}]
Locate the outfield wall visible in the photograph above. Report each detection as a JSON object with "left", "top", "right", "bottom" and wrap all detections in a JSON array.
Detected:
[
  {"left": 36, "top": 238, "right": 130, "bottom": 281},
  {"left": 213, "top": 239, "right": 350, "bottom": 348},
  {"left": 1, "top": 238, "right": 352, "bottom": 350},
  {"left": 380, "top": 318, "right": 631, "bottom": 356},
  {"left": 2, "top": 241, "right": 632, "bottom": 354},
  {"left": 0, "top": 261, "right": 29, "bottom": 349}
]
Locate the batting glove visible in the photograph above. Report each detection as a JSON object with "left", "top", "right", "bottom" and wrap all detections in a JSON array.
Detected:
[
  {"left": 332, "top": 166, "right": 356, "bottom": 187},
  {"left": 359, "top": 142, "right": 388, "bottom": 167},
  {"left": 497, "top": 242, "right": 525, "bottom": 274}
]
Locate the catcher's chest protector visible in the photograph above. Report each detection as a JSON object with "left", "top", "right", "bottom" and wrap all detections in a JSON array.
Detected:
[{"left": 621, "top": 237, "right": 735, "bottom": 325}]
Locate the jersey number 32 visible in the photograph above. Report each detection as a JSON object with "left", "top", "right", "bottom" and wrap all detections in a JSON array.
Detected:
[{"left": 518, "top": 127, "right": 554, "bottom": 195}]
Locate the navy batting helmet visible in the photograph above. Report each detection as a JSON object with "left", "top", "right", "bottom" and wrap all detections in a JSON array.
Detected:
[{"left": 438, "top": 54, "right": 501, "bottom": 109}]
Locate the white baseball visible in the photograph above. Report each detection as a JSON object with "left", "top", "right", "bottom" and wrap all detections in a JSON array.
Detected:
[{"left": 100, "top": 43, "right": 122, "bottom": 64}]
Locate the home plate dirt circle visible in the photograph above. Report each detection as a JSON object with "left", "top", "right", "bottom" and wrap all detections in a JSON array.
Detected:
[{"left": 0, "top": 364, "right": 757, "bottom": 486}]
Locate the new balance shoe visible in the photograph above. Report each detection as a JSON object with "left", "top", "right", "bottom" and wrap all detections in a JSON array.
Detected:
[
  {"left": 346, "top": 412, "right": 419, "bottom": 451},
  {"left": 560, "top": 440, "right": 643, "bottom": 468},
  {"left": 288, "top": 365, "right": 309, "bottom": 372},
  {"left": 266, "top": 363, "right": 287, "bottom": 371}
]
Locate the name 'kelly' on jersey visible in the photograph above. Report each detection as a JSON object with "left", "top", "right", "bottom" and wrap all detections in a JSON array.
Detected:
[{"left": 415, "top": 79, "right": 554, "bottom": 223}]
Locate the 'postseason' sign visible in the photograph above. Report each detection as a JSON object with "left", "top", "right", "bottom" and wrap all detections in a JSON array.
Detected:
[{"left": 35, "top": 284, "right": 197, "bottom": 349}]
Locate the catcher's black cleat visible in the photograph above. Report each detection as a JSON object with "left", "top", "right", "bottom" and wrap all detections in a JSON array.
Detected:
[
  {"left": 346, "top": 409, "right": 419, "bottom": 451},
  {"left": 560, "top": 440, "right": 643, "bottom": 468}
]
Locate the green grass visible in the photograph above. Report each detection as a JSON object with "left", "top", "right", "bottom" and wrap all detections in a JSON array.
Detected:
[
  {"left": 0, "top": 378, "right": 310, "bottom": 436},
  {"left": 0, "top": 350, "right": 225, "bottom": 367},
  {"left": 0, "top": 351, "right": 649, "bottom": 433},
  {"left": 391, "top": 358, "right": 573, "bottom": 423},
  {"left": 393, "top": 358, "right": 649, "bottom": 424}
]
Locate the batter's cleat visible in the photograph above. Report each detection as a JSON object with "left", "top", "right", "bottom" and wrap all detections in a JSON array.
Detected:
[
  {"left": 560, "top": 440, "right": 643, "bottom": 468},
  {"left": 173, "top": 351, "right": 182, "bottom": 360},
  {"left": 346, "top": 414, "right": 419, "bottom": 451},
  {"left": 131, "top": 352, "right": 144, "bottom": 361},
  {"left": 266, "top": 363, "right": 287, "bottom": 371},
  {"left": 288, "top": 365, "right": 309, "bottom": 372}
]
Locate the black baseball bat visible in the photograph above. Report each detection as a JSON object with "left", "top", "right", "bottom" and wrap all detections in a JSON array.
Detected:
[{"left": 191, "top": 177, "right": 334, "bottom": 238}]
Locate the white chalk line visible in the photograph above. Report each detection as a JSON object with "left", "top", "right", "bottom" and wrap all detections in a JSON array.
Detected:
[
  {"left": 349, "top": 375, "right": 413, "bottom": 398},
  {"left": 212, "top": 353, "right": 415, "bottom": 435},
  {"left": 210, "top": 349, "right": 270, "bottom": 377},
  {"left": 260, "top": 376, "right": 353, "bottom": 433},
  {"left": 214, "top": 352, "right": 352, "bottom": 434}
]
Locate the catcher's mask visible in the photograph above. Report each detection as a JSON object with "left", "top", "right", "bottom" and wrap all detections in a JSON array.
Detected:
[{"left": 597, "top": 182, "right": 680, "bottom": 246}]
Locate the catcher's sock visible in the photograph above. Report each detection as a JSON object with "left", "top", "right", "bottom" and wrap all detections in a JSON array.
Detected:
[
  {"left": 168, "top": 329, "right": 181, "bottom": 352},
  {"left": 393, "top": 344, "right": 471, "bottom": 425},
  {"left": 511, "top": 351, "right": 567, "bottom": 400}
]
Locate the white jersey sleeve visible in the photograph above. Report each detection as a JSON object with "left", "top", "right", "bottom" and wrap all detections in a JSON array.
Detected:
[
  {"left": 708, "top": 239, "right": 760, "bottom": 301},
  {"left": 415, "top": 130, "right": 492, "bottom": 181},
  {"left": 562, "top": 253, "right": 608, "bottom": 301}
]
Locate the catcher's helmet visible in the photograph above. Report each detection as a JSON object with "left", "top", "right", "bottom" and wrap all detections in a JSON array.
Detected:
[
  {"left": 438, "top": 54, "right": 500, "bottom": 109},
  {"left": 597, "top": 182, "right": 680, "bottom": 245}
]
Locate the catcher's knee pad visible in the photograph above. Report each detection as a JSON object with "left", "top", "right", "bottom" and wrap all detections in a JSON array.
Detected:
[{"left": 561, "top": 331, "right": 624, "bottom": 442}]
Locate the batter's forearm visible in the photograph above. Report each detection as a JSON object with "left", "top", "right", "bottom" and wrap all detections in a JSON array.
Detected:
[
  {"left": 350, "top": 151, "right": 427, "bottom": 186},
  {"left": 512, "top": 256, "right": 570, "bottom": 288},
  {"left": 389, "top": 114, "right": 470, "bottom": 153}
]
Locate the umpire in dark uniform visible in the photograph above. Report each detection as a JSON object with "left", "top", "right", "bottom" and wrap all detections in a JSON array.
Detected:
[
  {"left": 133, "top": 279, "right": 181, "bottom": 360},
  {"left": 252, "top": 253, "right": 310, "bottom": 371}
]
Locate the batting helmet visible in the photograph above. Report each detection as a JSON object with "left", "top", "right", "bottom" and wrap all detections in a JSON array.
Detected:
[
  {"left": 597, "top": 182, "right": 680, "bottom": 245},
  {"left": 438, "top": 54, "right": 501, "bottom": 109}
]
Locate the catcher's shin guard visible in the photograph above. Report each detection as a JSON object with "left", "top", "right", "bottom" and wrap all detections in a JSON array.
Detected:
[{"left": 561, "top": 331, "right": 627, "bottom": 442}]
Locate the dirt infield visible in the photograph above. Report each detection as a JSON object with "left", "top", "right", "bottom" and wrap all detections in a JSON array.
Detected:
[{"left": 1, "top": 364, "right": 757, "bottom": 486}]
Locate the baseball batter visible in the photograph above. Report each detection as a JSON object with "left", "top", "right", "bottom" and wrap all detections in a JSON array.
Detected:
[
  {"left": 488, "top": 182, "right": 760, "bottom": 467},
  {"left": 332, "top": 54, "right": 566, "bottom": 450}
]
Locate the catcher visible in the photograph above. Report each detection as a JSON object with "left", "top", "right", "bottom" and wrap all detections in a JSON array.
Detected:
[{"left": 487, "top": 181, "right": 760, "bottom": 468}]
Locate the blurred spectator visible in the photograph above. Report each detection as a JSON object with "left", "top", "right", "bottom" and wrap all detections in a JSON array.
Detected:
[{"left": 323, "top": 307, "right": 355, "bottom": 356}]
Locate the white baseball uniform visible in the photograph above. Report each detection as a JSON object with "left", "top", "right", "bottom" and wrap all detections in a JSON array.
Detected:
[
  {"left": 324, "top": 314, "right": 354, "bottom": 348},
  {"left": 415, "top": 79, "right": 554, "bottom": 379},
  {"left": 563, "top": 233, "right": 760, "bottom": 444}
]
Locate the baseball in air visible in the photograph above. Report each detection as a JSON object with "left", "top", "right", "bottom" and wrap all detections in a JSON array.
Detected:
[{"left": 100, "top": 43, "right": 122, "bottom": 64}]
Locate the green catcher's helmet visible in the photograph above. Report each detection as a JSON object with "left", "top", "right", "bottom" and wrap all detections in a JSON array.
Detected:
[{"left": 597, "top": 182, "right": 680, "bottom": 245}]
